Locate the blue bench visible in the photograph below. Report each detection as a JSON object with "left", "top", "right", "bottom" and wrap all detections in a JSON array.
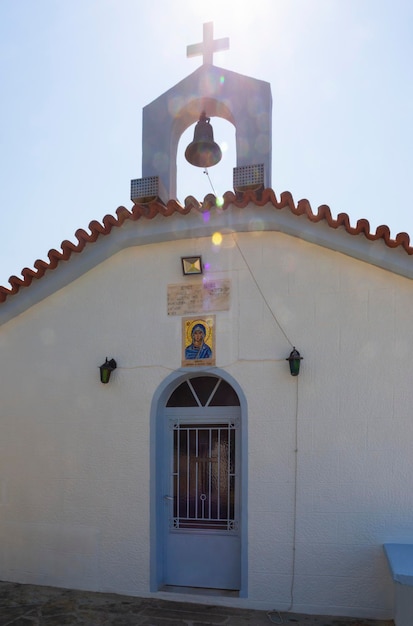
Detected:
[{"left": 384, "top": 544, "right": 413, "bottom": 626}]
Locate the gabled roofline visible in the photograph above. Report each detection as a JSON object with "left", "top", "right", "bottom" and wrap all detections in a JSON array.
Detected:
[{"left": 0, "top": 188, "right": 412, "bottom": 326}]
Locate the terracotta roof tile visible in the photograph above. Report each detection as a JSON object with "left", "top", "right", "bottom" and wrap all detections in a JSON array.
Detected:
[{"left": 0, "top": 189, "right": 412, "bottom": 304}]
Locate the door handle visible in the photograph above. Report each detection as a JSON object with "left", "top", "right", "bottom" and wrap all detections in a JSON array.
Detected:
[{"left": 163, "top": 495, "right": 174, "bottom": 501}]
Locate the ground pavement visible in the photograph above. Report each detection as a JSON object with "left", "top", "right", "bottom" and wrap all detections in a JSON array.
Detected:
[{"left": 0, "top": 581, "right": 394, "bottom": 626}]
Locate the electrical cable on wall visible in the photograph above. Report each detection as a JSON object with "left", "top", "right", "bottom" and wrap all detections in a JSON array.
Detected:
[
  {"left": 233, "top": 233, "right": 299, "bottom": 621},
  {"left": 266, "top": 376, "right": 299, "bottom": 625},
  {"left": 203, "top": 168, "right": 218, "bottom": 196},
  {"left": 232, "top": 234, "right": 294, "bottom": 348}
]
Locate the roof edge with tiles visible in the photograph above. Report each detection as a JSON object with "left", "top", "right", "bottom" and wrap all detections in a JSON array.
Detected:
[{"left": 0, "top": 188, "right": 412, "bottom": 309}]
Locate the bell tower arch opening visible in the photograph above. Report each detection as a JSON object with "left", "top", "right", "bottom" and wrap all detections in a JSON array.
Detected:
[{"left": 136, "top": 37, "right": 272, "bottom": 204}]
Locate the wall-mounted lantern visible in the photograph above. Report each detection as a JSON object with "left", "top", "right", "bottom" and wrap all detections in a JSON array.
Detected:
[
  {"left": 181, "top": 256, "right": 203, "bottom": 275},
  {"left": 99, "top": 358, "right": 117, "bottom": 384},
  {"left": 286, "top": 348, "right": 303, "bottom": 376}
]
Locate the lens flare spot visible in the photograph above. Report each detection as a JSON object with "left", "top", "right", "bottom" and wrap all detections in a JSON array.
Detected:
[
  {"left": 153, "top": 151, "right": 168, "bottom": 172},
  {"left": 220, "top": 75, "right": 225, "bottom": 85},
  {"left": 168, "top": 95, "right": 185, "bottom": 117},
  {"left": 238, "top": 137, "right": 249, "bottom": 159},
  {"left": 212, "top": 232, "right": 223, "bottom": 246},
  {"left": 249, "top": 218, "right": 265, "bottom": 232},
  {"left": 216, "top": 196, "right": 224, "bottom": 208},
  {"left": 255, "top": 133, "right": 270, "bottom": 155}
]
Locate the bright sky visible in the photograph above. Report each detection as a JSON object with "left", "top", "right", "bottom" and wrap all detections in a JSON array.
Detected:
[{"left": 1, "top": 0, "right": 412, "bottom": 287}]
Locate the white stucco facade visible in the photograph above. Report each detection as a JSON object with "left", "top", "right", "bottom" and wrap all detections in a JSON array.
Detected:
[{"left": 0, "top": 203, "right": 412, "bottom": 619}]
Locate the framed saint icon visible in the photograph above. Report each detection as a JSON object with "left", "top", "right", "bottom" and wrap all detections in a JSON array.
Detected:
[{"left": 182, "top": 316, "right": 215, "bottom": 367}]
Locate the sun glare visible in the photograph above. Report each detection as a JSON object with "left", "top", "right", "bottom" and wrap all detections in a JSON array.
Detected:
[
  {"left": 191, "top": 0, "right": 274, "bottom": 28},
  {"left": 212, "top": 232, "right": 223, "bottom": 246}
]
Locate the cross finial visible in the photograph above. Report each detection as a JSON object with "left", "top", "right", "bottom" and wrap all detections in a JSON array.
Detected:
[{"left": 187, "top": 22, "right": 229, "bottom": 66}]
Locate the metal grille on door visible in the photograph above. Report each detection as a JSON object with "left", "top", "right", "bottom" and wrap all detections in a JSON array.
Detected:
[{"left": 172, "top": 422, "right": 237, "bottom": 531}]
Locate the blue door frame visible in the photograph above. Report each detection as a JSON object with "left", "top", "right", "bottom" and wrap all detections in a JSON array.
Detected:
[{"left": 150, "top": 369, "right": 248, "bottom": 597}]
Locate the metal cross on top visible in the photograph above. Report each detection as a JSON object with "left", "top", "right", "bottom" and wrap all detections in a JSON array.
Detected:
[{"left": 187, "top": 22, "right": 229, "bottom": 66}]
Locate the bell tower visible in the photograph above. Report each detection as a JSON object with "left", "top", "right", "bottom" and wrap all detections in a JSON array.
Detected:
[{"left": 131, "top": 23, "right": 272, "bottom": 204}]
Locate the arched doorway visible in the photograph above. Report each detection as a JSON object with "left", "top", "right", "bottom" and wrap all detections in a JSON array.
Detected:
[{"left": 151, "top": 371, "right": 247, "bottom": 594}]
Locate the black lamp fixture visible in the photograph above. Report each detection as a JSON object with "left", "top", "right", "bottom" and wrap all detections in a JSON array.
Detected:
[
  {"left": 286, "top": 348, "right": 303, "bottom": 376},
  {"left": 181, "top": 256, "right": 203, "bottom": 275},
  {"left": 99, "top": 357, "right": 117, "bottom": 384}
]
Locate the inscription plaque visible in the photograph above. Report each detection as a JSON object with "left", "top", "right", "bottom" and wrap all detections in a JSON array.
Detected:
[{"left": 168, "top": 279, "right": 230, "bottom": 315}]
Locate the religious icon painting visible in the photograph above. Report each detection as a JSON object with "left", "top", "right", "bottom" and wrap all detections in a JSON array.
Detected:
[{"left": 182, "top": 315, "right": 215, "bottom": 367}]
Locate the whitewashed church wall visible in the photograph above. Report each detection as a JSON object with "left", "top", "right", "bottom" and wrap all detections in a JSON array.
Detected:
[{"left": 0, "top": 229, "right": 412, "bottom": 618}]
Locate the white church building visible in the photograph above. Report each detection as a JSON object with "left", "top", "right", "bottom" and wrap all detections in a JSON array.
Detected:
[{"left": 1, "top": 23, "right": 412, "bottom": 622}]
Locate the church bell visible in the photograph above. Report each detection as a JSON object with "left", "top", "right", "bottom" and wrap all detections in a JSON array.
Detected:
[{"left": 185, "top": 112, "right": 222, "bottom": 168}]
